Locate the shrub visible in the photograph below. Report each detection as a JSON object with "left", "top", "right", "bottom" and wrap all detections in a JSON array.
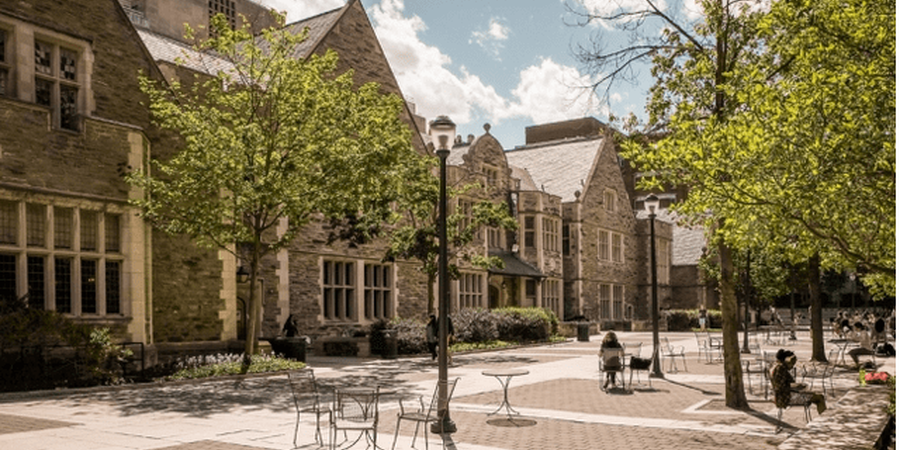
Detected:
[
  {"left": 166, "top": 353, "right": 305, "bottom": 380},
  {"left": 493, "top": 307, "right": 558, "bottom": 342},
  {"left": 367, "top": 319, "right": 389, "bottom": 355},
  {"left": 0, "top": 295, "right": 132, "bottom": 390},
  {"left": 707, "top": 310, "right": 723, "bottom": 329},
  {"left": 389, "top": 317, "right": 428, "bottom": 355},
  {"left": 452, "top": 308, "right": 498, "bottom": 343},
  {"left": 665, "top": 310, "right": 694, "bottom": 331}
]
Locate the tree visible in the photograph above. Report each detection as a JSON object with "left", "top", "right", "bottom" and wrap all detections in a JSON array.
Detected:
[
  {"left": 128, "top": 14, "right": 428, "bottom": 360},
  {"left": 386, "top": 174, "right": 518, "bottom": 315},
  {"left": 570, "top": 0, "right": 765, "bottom": 408},
  {"left": 572, "top": 0, "right": 894, "bottom": 406}
]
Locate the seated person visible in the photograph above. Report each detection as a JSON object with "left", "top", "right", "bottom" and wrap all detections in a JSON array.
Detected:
[
  {"left": 771, "top": 349, "right": 827, "bottom": 415},
  {"left": 848, "top": 322, "right": 876, "bottom": 368},
  {"left": 599, "top": 331, "right": 624, "bottom": 390}
]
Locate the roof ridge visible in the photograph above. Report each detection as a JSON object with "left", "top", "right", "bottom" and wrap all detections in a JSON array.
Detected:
[{"left": 506, "top": 134, "right": 604, "bottom": 152}]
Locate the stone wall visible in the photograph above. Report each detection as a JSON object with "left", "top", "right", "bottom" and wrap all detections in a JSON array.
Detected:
[{"left": 576, "top": 137, "right": 642, "bottom": 321}]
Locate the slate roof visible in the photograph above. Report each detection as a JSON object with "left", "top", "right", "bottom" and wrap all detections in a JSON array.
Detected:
[
  {"left": 137, "top": 4, "right": 345, "bottom": 77},
  {"left": 510, "top": 165, "right": 538, "bottom": 191},
  {"left": 446, "top": 142, "right": 471, "bottom": 166},
  {"left": 136, "top": 28, "right": 234, "bottom": 76},
  {"left": 504, "top": 137, "right": 604, "bottom": 202},
  {"left": 488, "top": 250, "right": 545, "bottom": 278},
  {"left": 267, "top": 6, "right": 344, "bottom": 59},
  {"left": 635, "top": 209, "right": 707, "bottom": 266}
]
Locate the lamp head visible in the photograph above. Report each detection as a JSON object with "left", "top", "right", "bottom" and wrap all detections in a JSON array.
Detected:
[
  {"left": 643, "top": 193, "right": 660, "bottom": 216},
  {"left": 429, "top": 115, "right": 456, "bottom": 157},
  {"left": 236, "top": 265, "right": 250, "bottom": 284}
]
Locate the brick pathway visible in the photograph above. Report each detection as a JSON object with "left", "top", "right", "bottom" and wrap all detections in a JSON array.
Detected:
[{"left": 0, "top": 331, "right": 892, "bottom": 450}]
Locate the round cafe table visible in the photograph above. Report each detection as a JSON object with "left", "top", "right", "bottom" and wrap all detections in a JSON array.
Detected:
[{"left": 481, "top": 369, "right": 529, "bottom": 418}]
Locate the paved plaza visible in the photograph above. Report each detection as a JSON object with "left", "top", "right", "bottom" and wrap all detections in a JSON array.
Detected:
[{"left": 0, "top": 331, "right": 893, "bottom": 450}]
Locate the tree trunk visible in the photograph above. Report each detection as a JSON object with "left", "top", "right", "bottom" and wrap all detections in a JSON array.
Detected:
[
  {"left": 718, "top": 241, "right": 748, "bottom": 409},
  {"left": 808, "top": 255, "right": 827, "bottom": 362},
  {"left": 427, "top": 272, "right": 436, "bottom": 316},
  {"left": 243, "top": 246, "right": 261, "bottom": 365}
]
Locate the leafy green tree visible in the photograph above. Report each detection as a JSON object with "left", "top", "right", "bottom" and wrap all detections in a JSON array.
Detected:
[
  {"left": 572, "top": 0, "right": 765, "bottom": 408},
  {"left": 574, "top": 0, "right": 893, "bottom": 405},
  {"left": 128, "top": 14, "right": 428, "bottom": 359},
  {"left": 386, "top": 175, "right": 518, "bottom": 315}
]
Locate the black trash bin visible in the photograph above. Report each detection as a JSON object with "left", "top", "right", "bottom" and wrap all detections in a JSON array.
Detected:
[
  {"left": 270, "top": 336, "right": 307, "bottom": 363},
  {"left": 577, "top": 322, "right": 591, "bottom": 342},
  {"left": 381, "top": 330, "right": 398, "bottom": 359}
]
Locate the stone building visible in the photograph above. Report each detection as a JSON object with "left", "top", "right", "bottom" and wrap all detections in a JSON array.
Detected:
[
  {"left": 0, "top": 0, "right": 678, "bottom": 365},
  {"left": 0, "top": 0, "right": 172, "bottom": 346},
  {"left": 506, "top": 117, "right": 673, "bottom": 328}
]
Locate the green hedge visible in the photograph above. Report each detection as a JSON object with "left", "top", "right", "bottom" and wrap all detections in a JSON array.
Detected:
[
  {"left": 368, "top": 307, "right": 560, "bottom": 355},
  {"left": 665, "top": 309, "right": 723, "bottom": 331}
]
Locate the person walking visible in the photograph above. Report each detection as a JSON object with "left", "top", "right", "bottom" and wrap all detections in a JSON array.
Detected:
[{"left": 426, "top": 315, "right": 438, "bottom": 360}]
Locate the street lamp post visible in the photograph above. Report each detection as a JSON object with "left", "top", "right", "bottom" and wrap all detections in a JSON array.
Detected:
[
  {"left": 429, "top": 115, "right": 457, "bottom": 435},
  {"left": 644, "top": 194, "right": 664, "bottom": 379}
]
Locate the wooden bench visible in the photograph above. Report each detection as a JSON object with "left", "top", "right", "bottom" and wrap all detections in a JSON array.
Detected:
[{"left": 777, "top": 385, "right": 893, "bottom": 450}]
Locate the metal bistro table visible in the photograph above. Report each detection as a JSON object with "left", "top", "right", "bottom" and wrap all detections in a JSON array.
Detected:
[{"left": 481, "top": 369, "right": 529, "bottom": 419}]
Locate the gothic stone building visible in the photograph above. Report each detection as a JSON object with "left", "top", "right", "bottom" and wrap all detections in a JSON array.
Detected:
[{"left": 0, "top": 0, "right": 677, "bottom": 364}]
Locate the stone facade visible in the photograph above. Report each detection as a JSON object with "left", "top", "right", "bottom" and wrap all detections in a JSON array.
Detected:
[
  {"left": 1, "top": 0, "right": 680, "bottom": 359},
  {"left": 0, "top": 0, "right": 174, "bottom": 345}
]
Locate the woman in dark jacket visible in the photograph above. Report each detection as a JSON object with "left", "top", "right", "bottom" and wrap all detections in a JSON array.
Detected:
[{"left": 771, "top": 349, "right": 826, "bottom": 414}]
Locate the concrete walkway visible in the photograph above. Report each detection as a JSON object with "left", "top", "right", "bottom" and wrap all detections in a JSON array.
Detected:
[{"left": 0, "top": 331, "right": 893, "bottom": 450}]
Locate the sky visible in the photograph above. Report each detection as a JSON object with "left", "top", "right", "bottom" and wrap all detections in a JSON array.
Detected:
[{"left": 256, "top": 0, "right": 705, "bottom": 149}]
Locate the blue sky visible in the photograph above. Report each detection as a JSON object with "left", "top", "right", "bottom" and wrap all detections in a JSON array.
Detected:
[{"left": 258, "top": 0, "right": 704, "bottom": 148}]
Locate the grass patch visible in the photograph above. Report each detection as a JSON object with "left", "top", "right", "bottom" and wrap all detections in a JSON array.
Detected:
[
  {"left": 165, "top": 353, "right": 305, "bottom": 381},
  {"left": 451, "top": 340, "right": 515, "bottom": 353}
]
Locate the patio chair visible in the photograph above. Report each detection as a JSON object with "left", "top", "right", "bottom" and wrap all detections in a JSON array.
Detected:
[
  {"left": 694, "top": 332, "right": 712, "bottom": 363},
  {"left": 391, "top": 378, "right": 459, "bottom": 450},
  {"left": 767, "top": 369, "right": 812, "bottom": 434},
  {"left": 626, "top": 342, "right": 652, "bottom": 388},
  {"left": 743, "top": 358, "right": 770, "bottom": 399},
  {"left": 599, "top": 347, "right": 627, "bottom": 391},
  {"left": 661, "top": 337, "right": 687, "bottom": 373},
  {"left": 287, "top": 369, "right": 331, "bottom": 447},
  {"left": 800, "top": 362, "right": 835, "bottom": 398},
  {"left": 707, "top": 331, "right": 724, "bottom": 361},
  {"left": 331, "top": 386, "right": 380, "bottom": 450}
]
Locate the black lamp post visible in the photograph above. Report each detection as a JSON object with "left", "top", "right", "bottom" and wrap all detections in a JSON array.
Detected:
[
  {"left": 429, "top": 115, "right": 457, "bottom": 435},
  {"left": 645, "top": 194, "right": 664, "bottom": 379}
]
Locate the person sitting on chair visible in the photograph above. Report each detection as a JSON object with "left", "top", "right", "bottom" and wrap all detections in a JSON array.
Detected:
[
  {"left": 848, "top": 322, "right": 876, "bottom": 368},
  {"left": 771, "top": 349, "right": 827, "bottom": 415},
  {"left": 599, "top": 331, "right": 624, "bottom": 390}
]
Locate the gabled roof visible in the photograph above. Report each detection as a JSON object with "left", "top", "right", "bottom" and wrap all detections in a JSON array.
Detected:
[
  {"left": 636, "top": 209, "right": 707, "bottom": 266},
  {"left": 137, "top": 28, "right": 235, "bottom": 75},
  {"left": 510, "top": 166, "right": 538, "bottom": 191},
  {"left": 138, "top": 3, "right": 348, "bottom": 76},
  {"left": 488, "top": 250, "right": 545, "bottom": 278},
  {"left": 269, "top": 6, "right": 345, "bottom": 59},
  {"left": 505, "top": 137, "right": 604, "bottom": 202}
]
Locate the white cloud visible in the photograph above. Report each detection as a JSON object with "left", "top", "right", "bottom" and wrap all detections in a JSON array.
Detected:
[
  {"left": 261, "top": 0, "right": 603, "bottom": 131},
  {"left": 573, "top": 0, "right": 668, "bottom": 29},
  {"left": 681, "top": 0, "right": 704, "bottom": 20},
  {"left": 259, "top": 0, "right": 344, "bottom": 23},
  {"left": 469, "top": 18, "right": 510, "bottom": 59},
  {"left": 501, "top": 57, "right": 604, "bottom": 124}
]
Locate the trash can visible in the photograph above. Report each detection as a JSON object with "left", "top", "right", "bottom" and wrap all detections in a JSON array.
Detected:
[
  {"left": 381, "top": 329, "right": 398, "bottom": 359},
  {"left": 270, "top": 336, "right": 307, "bottom": 363},
  {"left": 577, "top": 322, "right": 591, "bottom": 342}
]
